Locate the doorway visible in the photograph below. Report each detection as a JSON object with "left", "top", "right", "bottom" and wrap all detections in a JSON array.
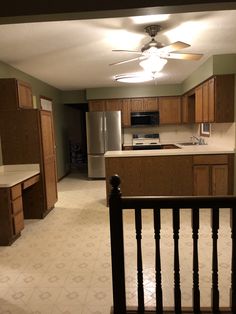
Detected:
[{"left": 64, "top": 103, "right": 88, "bottom": 173}]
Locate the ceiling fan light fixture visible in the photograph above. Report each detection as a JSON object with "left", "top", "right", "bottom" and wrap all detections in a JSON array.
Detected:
[
  {"left": 139, "top": 55, "right": 167, "bottom": 73},
  {"left": 115, "top": 72, "right": 154, "bottom": 83}
]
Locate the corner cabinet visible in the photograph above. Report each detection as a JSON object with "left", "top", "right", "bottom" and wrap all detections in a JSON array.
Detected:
[
  {"left": 0, "top": 78, "right": 33, "bottom": 110},
  {"left": 0, "top": 109, "right": 57, "bottom": 218},
  {"left": 195, "top": 75, "right": 235, "bottom": 123},
  {"left": 193, "top": 154, "right": 234, "bottom": 196}
]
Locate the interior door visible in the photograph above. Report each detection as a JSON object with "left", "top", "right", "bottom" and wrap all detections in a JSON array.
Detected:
[{"left": 40, "top": 110, "right": 58, "bottom": 210}]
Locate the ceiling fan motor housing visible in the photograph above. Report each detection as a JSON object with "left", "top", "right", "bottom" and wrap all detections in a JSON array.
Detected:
[
  {"left": 145, "top": 25, "right": 161, "bottom": 38},
  {"left": 142, "top": 25, "right": 164, "bottom": 52}
]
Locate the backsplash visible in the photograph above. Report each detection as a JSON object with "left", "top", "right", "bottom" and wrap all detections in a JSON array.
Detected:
[
  {"left": 123, "top": 124, "right": 197, "bottom": 145},
  {"left": 205, "top": 122, "right": 235, "bottom": 147},
  {"left": 123, "top": 122, "right": 235, "bottom": 147}
]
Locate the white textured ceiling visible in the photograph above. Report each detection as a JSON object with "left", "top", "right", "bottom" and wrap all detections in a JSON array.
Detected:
[{"left": 0, "top": 9, "right": 236, "bottom": 90}]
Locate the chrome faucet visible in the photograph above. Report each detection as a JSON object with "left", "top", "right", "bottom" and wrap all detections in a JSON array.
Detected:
[{"left": 191, "top": 136, "right": 206, "bottom": 145}]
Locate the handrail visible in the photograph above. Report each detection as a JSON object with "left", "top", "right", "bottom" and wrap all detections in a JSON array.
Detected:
[{"left": 109, "top": 174, "right": 236, "bottom": 314}]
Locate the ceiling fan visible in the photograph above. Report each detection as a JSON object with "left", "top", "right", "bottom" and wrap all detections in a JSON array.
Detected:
[{"left": 110, "top": 25, "right": 203, "bottom": 68}]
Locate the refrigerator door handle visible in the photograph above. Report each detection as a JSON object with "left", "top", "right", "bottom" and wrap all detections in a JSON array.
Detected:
[{"left": 104, "top": 114, "right": 108, "bottom": 152}]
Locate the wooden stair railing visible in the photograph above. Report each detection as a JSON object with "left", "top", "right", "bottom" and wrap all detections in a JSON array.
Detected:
[{"left": 109, "top": 175, "right": 236, "bottom": 314}]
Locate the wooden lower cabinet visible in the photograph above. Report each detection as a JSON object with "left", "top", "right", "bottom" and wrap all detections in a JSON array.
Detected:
[
  {"left": 105, "top": 155, "right": 193, "bottom": 197},
  {"left": 193, "top": 154, "right": 233, "bottom": 196},
  {"left": 105, "top": 153, "right": 234, "bottom": 200},
  {"left": 0, "top": 184, "right": 24, "bottom": 245}
]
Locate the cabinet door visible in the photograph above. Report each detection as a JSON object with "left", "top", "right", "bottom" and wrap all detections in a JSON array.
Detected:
[
  {"left": 143, "top": 97, "right": 158, "bottom": 111},
  {"left": 195, "top": 85, "right": 203, "bottom": 123},
  {"left": 106, "top": 99, "right": 129, "bottom": 127},
  {"left": 88, "top": 100, "right": 105, "bottom": 111},
  {"left": 211, "top": 164, "right": 228, "bottom": 195},
  {"left": 130, "top": 98, "right": 144, "bottom": 111},
  {"left": 208, "top": 77, "right": 215, "bottom": 122},
  {"left": 17, "top": 81, "right": 33, "bottom": 109},
  {"left": 193, "top": 165, "right": 210, "bottom": 195},
  {"left": 40, "top": 110, "right": 58, "bottom": 211},
  {"left": 122, "top": 99, "right": 131, "bottom": 127},
  {"left": 202, "top": 81, "right": 209, "bottom": 122},
  {"left": 159, "top": 96, "right": 181, "bottom": 124}
]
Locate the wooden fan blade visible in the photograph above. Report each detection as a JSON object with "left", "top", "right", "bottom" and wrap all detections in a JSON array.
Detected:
[
  {"left": 158, "top": 41, "right": 190, "bottom": 53},
  {"left": 112, "top": 49, "right": 143, "bottom": 55},
  {"left": 109, "top": 56, "right": 146, "bottom": 66},
  {"left": 166, "top": 52, "right": 203, "bottom": 61}
]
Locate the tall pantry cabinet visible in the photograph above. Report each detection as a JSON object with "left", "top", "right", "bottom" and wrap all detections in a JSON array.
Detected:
[{"left": 0, "top": 78, "right": 57, "bottom": 218}]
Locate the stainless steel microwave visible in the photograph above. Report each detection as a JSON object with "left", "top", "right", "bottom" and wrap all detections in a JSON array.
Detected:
[{"left": 131, "top": 111, "right": 159, "bottom": 127}]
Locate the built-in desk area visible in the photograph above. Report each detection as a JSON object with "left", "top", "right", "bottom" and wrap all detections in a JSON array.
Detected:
[{"left": 0, "top": 164, "right": 40, "bottom": 245}]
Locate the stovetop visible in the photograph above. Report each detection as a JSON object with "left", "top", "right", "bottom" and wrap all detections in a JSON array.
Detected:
[{"left": 132, "top": 133, "right": 160, "bottom": 147}]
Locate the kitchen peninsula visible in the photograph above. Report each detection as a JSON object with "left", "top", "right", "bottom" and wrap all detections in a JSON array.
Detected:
[
  {"left": 105, "top": 145, "right": 235, "bottom": 199},
  {"left": 0, "top": 164, "right": 40, "bottom": 245}
]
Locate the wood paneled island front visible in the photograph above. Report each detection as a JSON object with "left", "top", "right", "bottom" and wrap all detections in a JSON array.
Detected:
[{"left": 105, "top": 145, "right": 235, "bottom": 199}]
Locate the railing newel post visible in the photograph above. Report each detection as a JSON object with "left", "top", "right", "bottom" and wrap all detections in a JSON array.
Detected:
[{"left": 109, "top": 175, "right": 126, "bottom": 314}]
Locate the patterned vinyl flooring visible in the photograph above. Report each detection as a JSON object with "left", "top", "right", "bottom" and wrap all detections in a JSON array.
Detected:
[{"left": 0, "top": 170, "right": 232, "bottom": 313}]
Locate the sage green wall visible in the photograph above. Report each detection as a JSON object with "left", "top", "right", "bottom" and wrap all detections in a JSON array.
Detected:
[
  {"left": 0, "top": 61, "right": 68, "bottom": 179},
  {"left": 86, "top": 84, "right": 182, "bottom": 99},
  {"left": 61, "top": 90, "right": 87, "bottom": 104},
  {"left": 213, "top": 54, "right": 236, "bottom": 74},
  {"left": 182, "top": 57, "right": 213, "bottom": 93}
]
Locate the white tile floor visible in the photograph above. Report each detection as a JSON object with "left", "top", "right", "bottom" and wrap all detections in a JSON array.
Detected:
[{"left": 0, "top": 170, "right": 232, "bottom": 313}]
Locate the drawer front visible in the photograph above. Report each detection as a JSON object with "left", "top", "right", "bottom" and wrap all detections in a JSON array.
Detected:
[
  {"left": 13, "top": 211, "right": 24, "bottom": 235},
  {"left": 193, "top": 154, "right": 228, "bottom": 165},
  {"left": 10, "top": 184, "right": 22, "bottom": 200},
  {"left": 11, "top": 197, "right": 23, "bottom": 214},
  {"left": 23, "top": 174, "right": 40, "bottom": 190}
]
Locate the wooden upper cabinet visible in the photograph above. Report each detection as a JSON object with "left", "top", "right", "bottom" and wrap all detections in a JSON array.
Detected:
[
  {"left": 195, "top": 85, "right": 203, "bottom": 123},
  {"left": 130, "top": 98, "right": 144, "bottom": 111},
  {"left": 17, "top": 80, "right": 33, "bottom": 109},
  {"left": 214, "top": 74, "right": 234, "bottom": 122},
  {"left": 0, "top": 78, "right": 33, "bottom": 110},
  {"left": 106, "top": 99, "right": 130, "bottom": 127},
  {"left": 130, "top": 97, "right": 158, "bottom": 112},
  {"left": 88, "top": 100, "right": 105, "bottom": 111},
  {"left": 194, "top": 75, "right": 234, "bottom": 123},
  {"left": 143, "top": 97, "right": 159, "bottom": 111},
  {"left": 159, "top": 96, "right": 181, "bottom": 124},
  {"left": 195, "top": 79, "right": 214, "bottom": 123},
  {"left": 120, "top": 99, "right": 131, "bottom": 127}
]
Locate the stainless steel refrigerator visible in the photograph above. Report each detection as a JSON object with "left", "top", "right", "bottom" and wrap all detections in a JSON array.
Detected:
[{"left": 86, "top": 111, "right": 122, "bottom": 178}]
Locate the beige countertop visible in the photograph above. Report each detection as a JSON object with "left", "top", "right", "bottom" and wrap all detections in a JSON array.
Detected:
[
  {"left": 0, "top": 164, "right": 40, "bottom": 187},
  {"left": 105, "top": 144, "right": 235, "bottom": 158}
]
